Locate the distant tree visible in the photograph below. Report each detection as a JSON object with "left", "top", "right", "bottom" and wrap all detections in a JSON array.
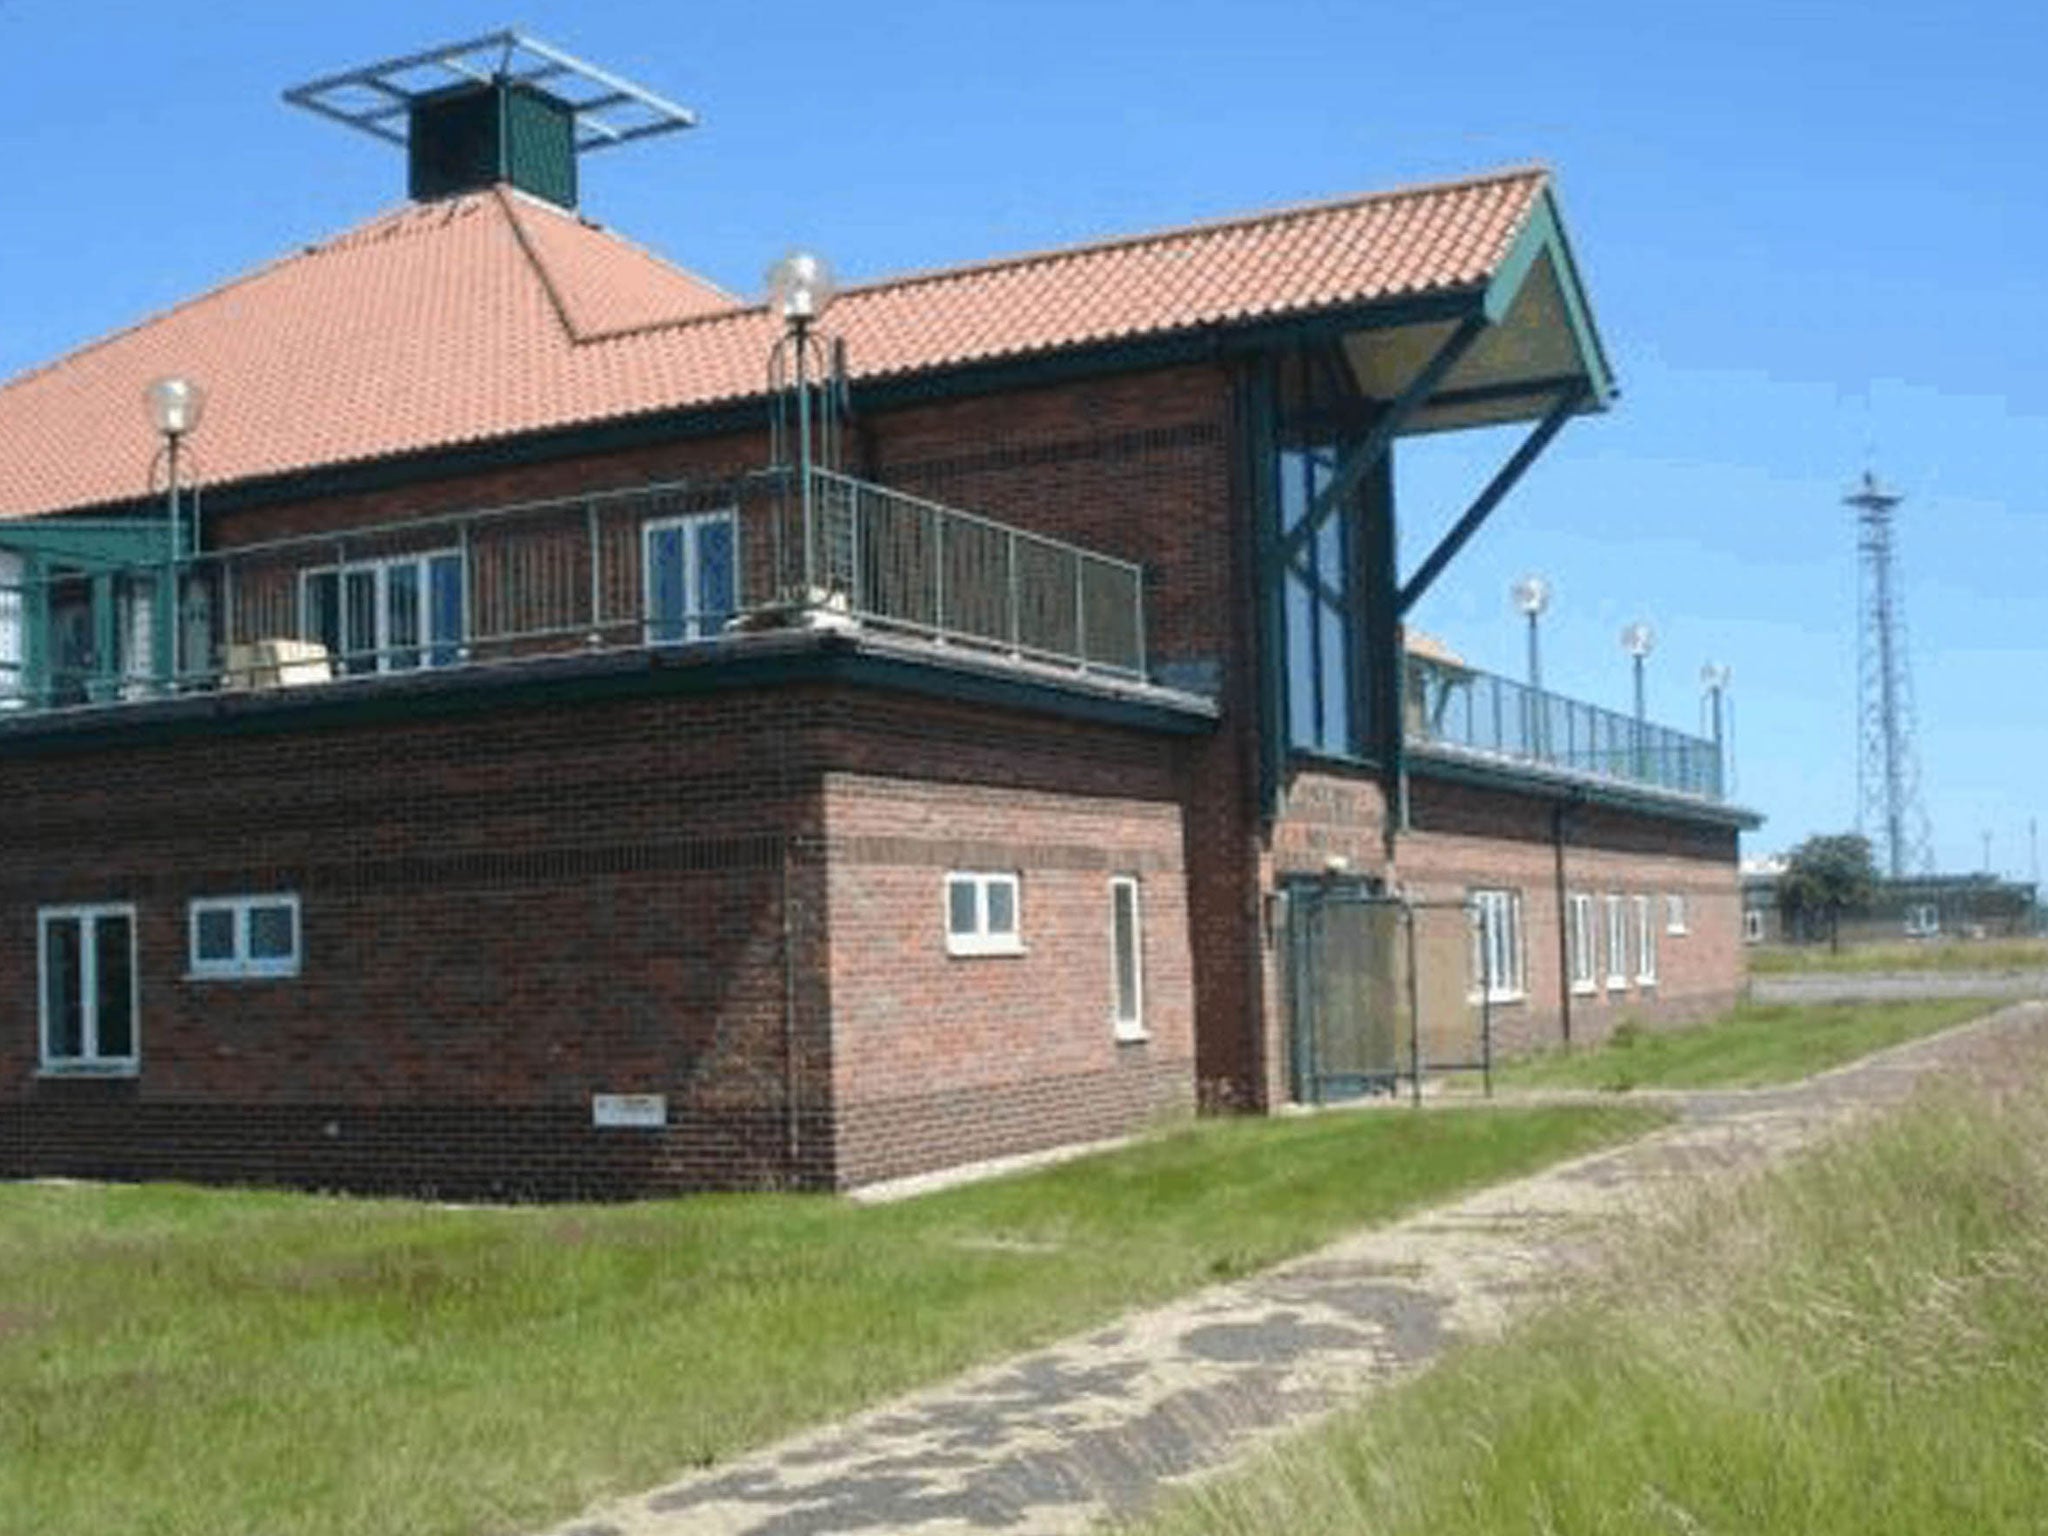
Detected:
[{"left": 1779, "top": 833, "right": 1878, "bottom": 951}]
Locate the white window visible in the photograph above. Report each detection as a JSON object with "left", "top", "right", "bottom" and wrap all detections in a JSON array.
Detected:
[
  {"left": 1904, "top": 902, "right": 1940, "bottom": 937},
  {"left": 1605, "top": 894, "right": 1629, "bottom": 989},
  {"left": 1666, "top": 893, "right": 1689, "bottom": 935},
  {"left": 1635, "top": 894, "right": 1658, "bottom": 985},
  {"left": 189, "top": 895, "right": 302, "bottom": 979},
  {"left": 1469, "top": 889, "right": 1525, "bottom": 1002},
  {"left": 39, "top": 904, "right": 139, "bottom": 1074},
  {"left": 945, "top": 872, "right": 1023, "bottom": 956},
  {"left": 1567, "top": 892, "right": 1597, "bottom": 994},
  {"left": 1109, "top": 876, "right": 1145, "bottom": 1038},
  {"left": 1744, "top": 908, "right": 1765, "bottom": 943},
  {"left": 644, "top": 511, "right": 738, "bottom": 644},
  {"left": 302, "top": 550, "right": 465, "bottom": 675}
]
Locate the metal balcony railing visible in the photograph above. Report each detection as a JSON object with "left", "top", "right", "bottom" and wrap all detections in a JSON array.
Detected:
[
  {"left": 0, "top": 468, "right": 1149, "bottom": 715},
  {"left": 1406, "top": 657, "right": 1725, "bottom": 800}
]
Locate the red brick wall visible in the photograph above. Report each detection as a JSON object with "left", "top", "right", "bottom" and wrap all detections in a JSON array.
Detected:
[
  {"left": 0, "top": 670, "right": 1199, "bottom": 1195},
  {"left": 868, "top": 365, "right": 1268, "bottom": 1114},
  {"left": 1396, "top": 774, "right": 1744, "bottom": 1058},
  {"left": 824, "top": 772, "right": 1193, "bottom": 1185}
]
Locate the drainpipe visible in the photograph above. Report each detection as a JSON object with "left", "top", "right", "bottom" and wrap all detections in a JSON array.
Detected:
[{"left": 1552, "top": 798, "right": 1574, "bottom": 1047}]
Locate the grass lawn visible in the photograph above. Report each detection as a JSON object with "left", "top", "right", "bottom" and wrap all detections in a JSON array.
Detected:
[
  {"left": 1493, "top": 997, "right": 1996, "bottom": 1092},
  {"left": 1131, "top": 1020, "right": 2048, "bottom": 1536},
  {"left": 0, "top": 1102, "right": 1662, "bottom": 1536},
  {"left": 1750, "top": 936, "right": 2048, "bottom": 974}
]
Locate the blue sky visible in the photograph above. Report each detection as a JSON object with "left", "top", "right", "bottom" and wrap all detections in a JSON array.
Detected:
[{"left": 3, "top": 0, "right": 2042, "bottom": 878}]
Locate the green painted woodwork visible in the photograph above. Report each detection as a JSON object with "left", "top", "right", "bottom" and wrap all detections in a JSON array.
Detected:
[
  {"left": 0, "top": 632, "right": 1214, "bottom": 759},
  {"left": 1407, "top": 749, "right": 1763, "bottom": 831},
  {"left": 0, "top": 517, "right": 173, "bottom": 568},
  {"left": 408, "top": 81, "right": 578, "bottom": 209},
  {"left": 1484, "top": 190, "right": 1616, "bottom": 406},
  {"left": 502, "top": 85, "right": 577, "bottom": 209}
]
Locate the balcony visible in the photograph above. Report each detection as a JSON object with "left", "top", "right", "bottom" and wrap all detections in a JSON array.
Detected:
[
  {"left": 0, "top": 468, "right": 1148, "bottom": 715},
  {"left": 1405, "top": 652, "right": 1725, "bottom": 801}
]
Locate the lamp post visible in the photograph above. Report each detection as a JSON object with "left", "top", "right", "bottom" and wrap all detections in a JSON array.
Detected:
[
  {"left": 1511, "top": 574, "right": 1550, "bottom": 758},
  {"left": 765, "top": 251, "right": 838, "bottom": 600},
  {"left": 145, "top": 376, "right": 206, "bottom": 691},
  {"left": 1701, "top": 662, "right": 1731, "bottom": 798},
  {"left": 1621, "top": 621, "right": 1655, "bottom": 782}
]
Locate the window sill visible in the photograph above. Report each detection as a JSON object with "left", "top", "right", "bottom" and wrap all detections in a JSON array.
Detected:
[
  {"left": 185, "top": 968, "right": 301, "bottom": 982},
  {"left": 946, "top": 939, "right": 1028, "bottom": 959},
  {"left": 1569, "top": 981, "right": 1598, "bottom": 996},
  {"left": 37, "top": 1063, "right": 139, "bottom": 1080},
  {"left": 1113, "top": 1022, "right": 1150, "bottom": 1044}
]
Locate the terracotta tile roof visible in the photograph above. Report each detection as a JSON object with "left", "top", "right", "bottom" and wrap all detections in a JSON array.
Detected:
[{"left": 0, "top": 167, "right": 1548, "bottom": 521}]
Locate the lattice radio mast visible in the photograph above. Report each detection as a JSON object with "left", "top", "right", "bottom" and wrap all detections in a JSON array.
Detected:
[{"left": 1847, "top": 472, "right": 1932, "bottom": 878}]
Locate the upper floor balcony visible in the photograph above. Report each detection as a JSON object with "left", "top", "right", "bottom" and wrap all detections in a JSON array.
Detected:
[
  {"left": 1405, "top": 647, "right": 1726, "bottom": 802},
  {"left": 0, "top": 467, "right": 1148, "bottom": 716}
]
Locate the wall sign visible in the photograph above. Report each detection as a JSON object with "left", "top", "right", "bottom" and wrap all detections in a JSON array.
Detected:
[{"left": 591, "top": 1093, "right": 667, "bottom": 1129}]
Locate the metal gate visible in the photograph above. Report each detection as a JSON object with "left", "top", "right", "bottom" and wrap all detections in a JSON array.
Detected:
[{"left": 1286, "top": 883, "right": 1493, "bottom": 1104}]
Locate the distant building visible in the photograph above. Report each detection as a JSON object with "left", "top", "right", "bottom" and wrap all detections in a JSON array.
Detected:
[{"left": 1743, "top": 865, "right": 2038, "bottom": 946}]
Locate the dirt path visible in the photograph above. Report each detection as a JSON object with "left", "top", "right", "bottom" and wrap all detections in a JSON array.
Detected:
[{"left": 548, "top": 1001, "right": 2046, "bottom": 1536}]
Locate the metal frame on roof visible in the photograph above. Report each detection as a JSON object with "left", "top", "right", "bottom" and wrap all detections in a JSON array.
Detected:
[{"left": 282, "top": 30, "right": 697, "bottom": 154}]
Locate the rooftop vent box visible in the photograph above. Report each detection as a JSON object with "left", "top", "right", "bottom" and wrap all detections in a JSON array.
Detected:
[{"left": 408, "top": 80, "right": 577, "bottom": 209}]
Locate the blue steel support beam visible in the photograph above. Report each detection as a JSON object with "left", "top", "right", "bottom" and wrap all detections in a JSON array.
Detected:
[
  {"left": 1396, "top": 385, "right": 1584, "bottom": 617},
  {"left": 1278, "top": 309, "right": 1489, "bottom": 565}
]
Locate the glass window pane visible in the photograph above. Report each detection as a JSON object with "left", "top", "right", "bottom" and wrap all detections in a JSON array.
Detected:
[
  {"left": 43, "top": 917, "right": 83, "bottom": 1059},
  {"left": 646, "top": 525, "right": 687, "bottom": 644},
  {"left": 94, "top": 913, "right": 133, "bottom": 1060},
  {"left": 249, "top": 903, "right": 297, "bottom": 962},
  {"left": 695, "top": 517, "right": 735, "bottom": 635},
  {"left": 1285, "top": 575, "right": 1316, "bottom": 749},
  {"left": 1318, "top": 602, "right": 1350, "bottom": 752},
  {"left": 1112, "top": 883, "right": 1139, "bottom": 1021},
  {"left": 985, "top": 879, "right": 1017, "bottom": 936},
  {"left": 947, "top": 878, "right": 977, "bottom": 936},
  {"left": 343, "top": 570, "right": 377, "bottom": 675},
  {"left": 303, "top": 571, "right": 340, "bottom": 659},
  {"left": 428, "top": 554, "right": 465, "bottom": 666},
  {"left": 195, "top": 907, "right": 236, "bottom": 962},
  {"left": 386, "top": 562, "right": 421, "bottom": 671}
]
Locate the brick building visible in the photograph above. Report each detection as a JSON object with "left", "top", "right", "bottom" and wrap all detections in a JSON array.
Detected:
[{"left": 0, "top": 36, "right": 1756, "bottom": 1196}]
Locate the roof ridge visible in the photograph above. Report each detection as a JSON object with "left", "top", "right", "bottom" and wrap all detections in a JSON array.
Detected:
[
  {"left": 833, "top": 162, "right": 1552, "bottom": 303},
  {"left": 0, "top": 194, "right": 513, "bottom": 401},
  {"left": 492, "top": 187, "right": 584, "bottom": 344},
  {"left": 494, "top": 186, "right": 748, "bottom": 345},
  {"left": 532, "top": 162, "right": 1553, "bottom": 353}
]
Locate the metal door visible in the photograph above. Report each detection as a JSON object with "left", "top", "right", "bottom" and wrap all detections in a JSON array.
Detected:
[{"left": 1286, "top": 879, "right": 1403, "bottom": 1102}]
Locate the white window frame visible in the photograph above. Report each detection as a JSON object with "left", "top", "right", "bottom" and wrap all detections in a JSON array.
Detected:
[
  {"left": 1469, "top": 889, "right": 1525, "bottom": 1003},
  {"left": 1634, "top": 894, "right": 1658, "bottom": 985},
  {"left": 1109, "top": 875, "right": 1146, "bottom": 1039},
  {"left": 299, "top": 548, "right": 466, "bottom": 674},
  {"left": 38, "top": 903, "right": 140, "bottom": 1075},
  {"left": 1604, "top": 894, "right": 1629, "bottom": 989},
  {"left": 1744, "top": 908, "right": 1766, "bottom": 944},
  {"left": 642, "top": 509, "right": 739, "bottom": 645},
  {"left": 1567, "top": 892, "right": 1597, "bottom": 995},
  {"left": 945, "top": 871, "right": 1025, "bottom": 957},
  {"left": 1904, "top": 902, "right": 1940, "bottom": 937},
  {"left": 1666, "top": 893, "right": 1689, "bottom": 935},
  {"left": 188, "top": 894, "right": 302, "bottom": 980}
]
